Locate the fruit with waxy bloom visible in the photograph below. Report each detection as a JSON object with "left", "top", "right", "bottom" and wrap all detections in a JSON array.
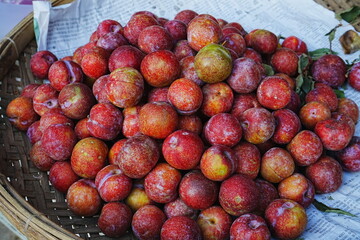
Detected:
[
  {"left": 27, "top": 121, "right": 42, "bottom": 144},
  {"left": 272, "top": 108, "right": 301, "bottom": 144},
  {"left": 179, "top": 171, "right": 219, "bottom": 210},
  {"left": 335, "top": 136, "right": 360, "bottom": 172},
  {"left": 265, "top": 199, "right": 307, "bottom": 240},
  {"left": 58, "top": 82, "right": 96, "bottom": 120},
  {"left": 144, "top": 163, "right": 182, "bottom": 204},
  {"left": 167, "top": 78, "right": 203, "bottom": 115},
  {"left": 162, "top": 129, "right": 204, "bottom": 170},
  {"left": 108, "top": 45, "right": 145, "bottom": 72},
  {"left": 287, "top": 130, "right": 323, "bottom": 166},
  {"left": 254, "top": 179, "right": 279, "bottom": 215},
  {"left": 348, "top": 62, "right": 360, "bottom": 91},
  {"left": 20, "top": 83, "right": 40, "bottom": 98},
  {"left": 299, "top": 101, "right": 331, "bottom": 130},
  {"left": 231, "top": 93, "right": 261, "bottom": 120},
  {"left": 95, "top": 164, "right": 133, "bottom": 202},
  {"left": 74, "top": 118, "right": 91, "bottom": 139},
  {"left": 96, "top": 19, "right": 123, "bottom": 37},
  {"left": 245, "top": 29, "right": 278, "bottom": 55},
  {"left": 81, "top": 46, "right": 109, "bottom": 79},
  {"left": 314, "top": 118, "right": 353, "bottom": 151},
  {"left": 108, "top": 139, "right": 127, "bottom": 165},
  {"left": 106, "top": 67, "right": 144, "bottom": 108},
  {"left": 116, "top": 134, "right": 159, "bottom": 179},
  {"left": 311, "top": 54, "right": 347, "bottom": 88},
  {"left": 233, "top": 141, "right": 261, "bottom": 179},
  {"left": 138, "top": 25, "right": 174, "bottom": 53},
  {"left": 219, "top": 174, "right": 260, "bottom": 216},
  {"left": 281, "top": 35, "right": 308, "bottom": 54},
  {"left": 305, "top": 155, "right": 343, "bottom": 193},
  {"left": 141, "top": 50, "right": 180, "bottom": 87},
  {"left": 278, "top": 173, "right": 315, "bottom": 208},
  {"left": 71, "top": 137, "right": 108, "bottom": 179},
  {"left": 178, "top": 114, "right": 203, "bottom": 135},
  {"left": 49, "top": 161, "right": 79, "bottom": 193},
  {"left": 260, "top": 147, "right": 295, "bottom": 183},
  {"left": 305, "top": 83, "right": 338, "bottom": 112},
  {"left": 132, "top": 205, "right": 167, "bottom": 240},
  {"left": 48, "top": 60, "right": 83, "bottom": 91},
  {"left": 200, "top": 145, "right": 238, "bottom": 181},
  {"left": 161, "top": 216, "right": 202, "bottom": 240},
  {"left": 96, "top": 32, "right": 128, "bottom": 52},
  {"left": 98, "top": 202, "right": 132, "bottom": 238},
  {"left": 197, "top": 206, "right": 232, "bottom": 240},
  {"left": 174, "top": 9, "right": 198, "bottom": 25},
  {"left": 41, "top": 124, "right": 77, "bottom": 161},
  {"left": 139, "top": 101, "right": 178, "bottom": 139},
  {"left": 239, "top": 107, "right": 276, "bottom": 144},
  {"left": 257, "top": 76, "right": 292, "bottom": 110},
  {"left": 122, "top": 105, "right": 142, "bottom": 138},
  {"left": 337, "top": 97, "right": 359, "bottom": 123},
  {"left": 30, "top": 141, "right": 55, "bottom": 171},
  {"left": 173, "top": 41, "right": 197, "bottom": 61},
  {"left": 270, "top": 48, "right": 299, "bottom": 77},
  {"left": 33, "top": 84, "right": 61, "bottom": 116},
  {"left": 194, "top": 43, "right": 232, "bottom": 84},
  {"left": 187, "top": 15, "right": 223, "bottom": 51},
  {"left": 201, "top": 82, "right": 234, "bottom": 117},
  {"left": 6, "top": 96, "right": 39, "bottom": 131},
  {"left": 87, "top": 103, "right": 123, "bottom": 141},
  {"left": 66, "top": 179, "right": 102, "bottom": 216},
  {"left": 226, "top": 57, "right": 262, "bottom": 94},
  {"left": 164, "top": 198, "right": 198, "bottom": 219},
  {"left": 30, "top": 50, "right": 58, "bottom": 79},
  {"left": 124, "top": 13, "right": 159, "bottom": 46},
  {"left": 230, "top": 213, "right": 271, "bottom": 240},
  {"left": 204, "top": 113, "right": 242, "bottom": 147}
]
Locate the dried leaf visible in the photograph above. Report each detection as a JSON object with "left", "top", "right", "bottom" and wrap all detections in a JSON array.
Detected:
[
  {"left": 313, "top": 199, "right": 357, "bottom": 217},
  {"left": 339, "top": 30, "right": 360, "bottom": 54}
]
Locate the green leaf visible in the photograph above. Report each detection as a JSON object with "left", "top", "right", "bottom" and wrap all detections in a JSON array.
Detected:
[
  {"left": 325, "top": 27, "right": 336, "bottom": 42},
  {"left": 308, "top": 48, "right": 338, "bottom": 60},
  {"left": 313, "top": 199, "right": 357, "bottom": 217},
  {"left": 301, "top": 76, "right": 315, "bottom": 93},
  {"left": 336, "top": 6, "right": 360, "bottom": 23},
  {"left": 262, "top": 64, "right": 274, "bottom": 76},
  {"left": 295, "top": 74, "right": 304, "bottom": 94},
  {"left": 298, "top": 54, "right": 309, "bottom": 74},
  {"left": 278, "top": 34, "right": 285, "bottom": 40},
  {"left": 325, "top": 24, "right": 342, "bottom": 51},
  {"left": 334, "top": 89, "right": 346, "bottom": 98}
]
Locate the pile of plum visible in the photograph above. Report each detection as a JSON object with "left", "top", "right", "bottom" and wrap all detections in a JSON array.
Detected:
[{"left": 6, "top": 9, "right": 360, "bottom": 240}]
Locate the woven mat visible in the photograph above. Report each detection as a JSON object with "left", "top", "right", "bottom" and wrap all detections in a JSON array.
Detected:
[{"left": 0, "top": 1, "right": 359, "bottom": 239}]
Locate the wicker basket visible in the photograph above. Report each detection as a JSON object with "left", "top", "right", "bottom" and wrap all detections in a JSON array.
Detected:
[{"left": 0, "top": 0, "right": 359, "bottom": 239}]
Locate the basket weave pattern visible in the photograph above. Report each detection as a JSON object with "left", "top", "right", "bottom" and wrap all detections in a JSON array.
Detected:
[{"left": 0, "top": 0, "right": 359, "bottom": 239}]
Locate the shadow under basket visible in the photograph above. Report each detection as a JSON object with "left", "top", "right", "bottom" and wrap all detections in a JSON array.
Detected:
[{"left": 0, "top": 0, "right": 360, "bottom": 239}]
